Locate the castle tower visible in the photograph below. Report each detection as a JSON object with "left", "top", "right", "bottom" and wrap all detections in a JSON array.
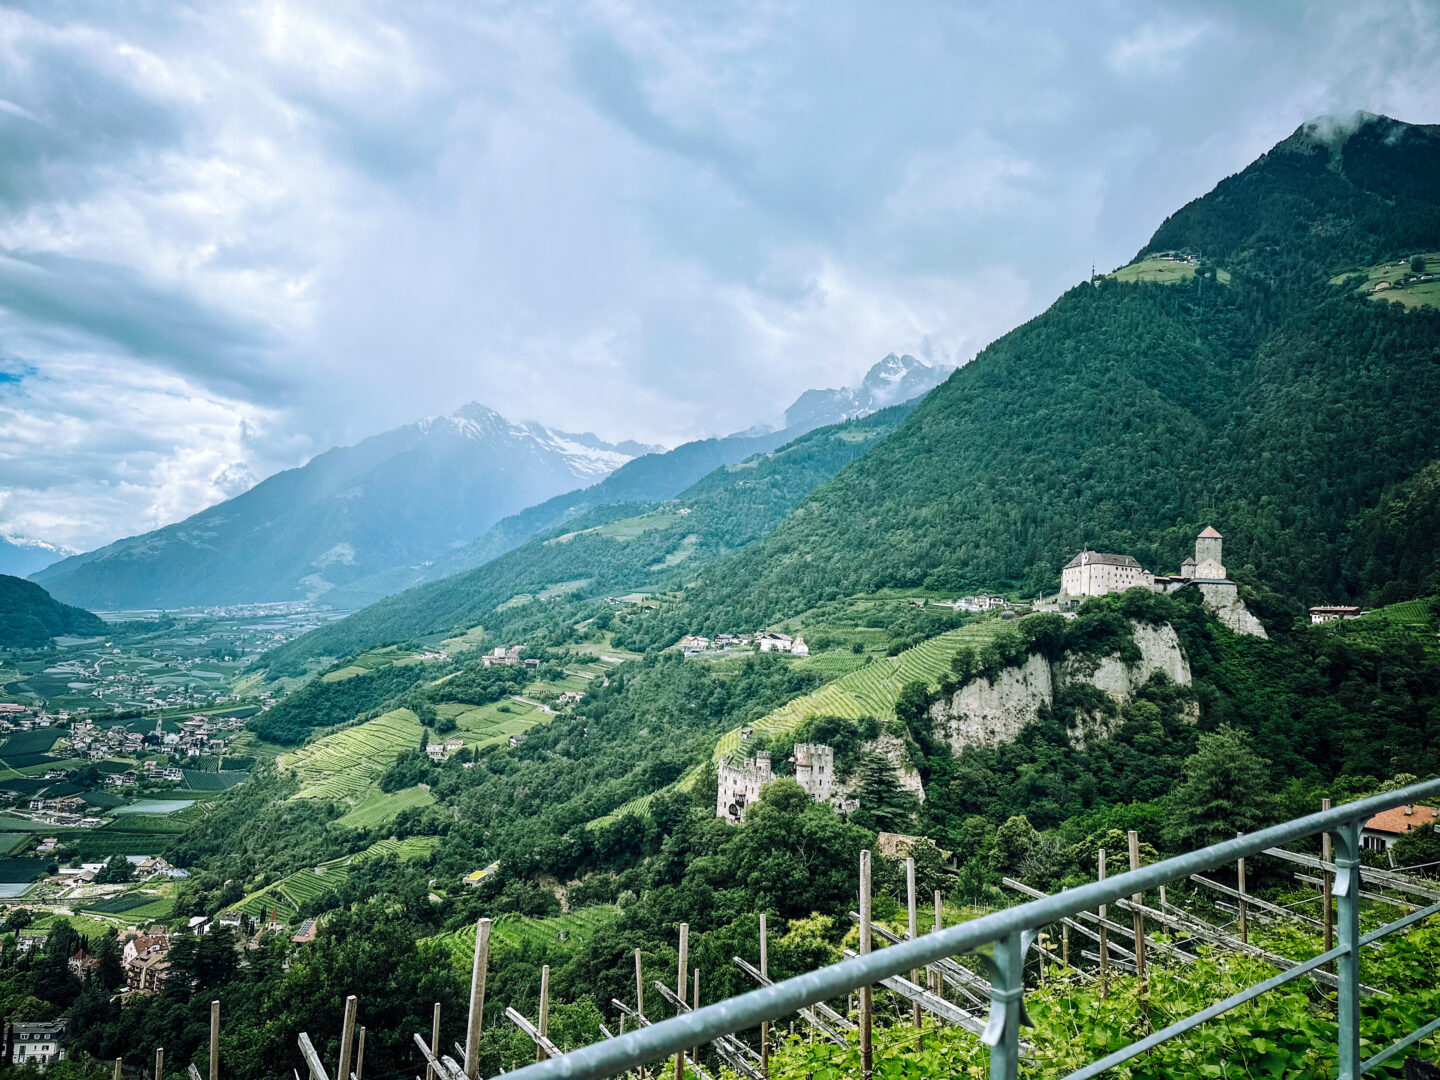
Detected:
[{"left": 1194, "top": 526, "right": 1226, "bottom": 580}]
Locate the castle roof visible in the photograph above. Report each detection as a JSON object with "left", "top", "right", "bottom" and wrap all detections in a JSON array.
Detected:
[
  {"left": 1063, "top": 550, "right": 1143, "bottom": 570},
  {"left": 1198, "top": 526, "right": 1222, "bottom": 539},
  {"left": 1181, "top": 557, "right": 1197, "bottom": 566}
]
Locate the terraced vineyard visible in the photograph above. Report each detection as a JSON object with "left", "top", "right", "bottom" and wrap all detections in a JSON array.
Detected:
[
  {"left": 708, "top": 621, "right": 1011, "bottom": 761},
  {"left": 593, "top": 620, "right": 1013, "bottom": 825},
  {"left": 182, "top": 770, "right": 249, "bottom": 791},
  {"left": 333, "top": 784, "right": 435, "bottom": 830},
  {"left": 280, "top": 709, "right": 424, "bottom": 801},
  {"left": 237, "top": 835, "right": 439, "bottom": 917},
  {"left": 429, "top": 905, "right": 621, "bottom": 968}
]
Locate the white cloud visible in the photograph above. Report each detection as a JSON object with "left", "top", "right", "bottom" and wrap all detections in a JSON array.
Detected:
[{"left": 0, "top": 0, "right": 1437, "bottom": 550}]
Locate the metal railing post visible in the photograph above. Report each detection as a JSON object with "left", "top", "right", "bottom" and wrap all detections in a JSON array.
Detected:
[
  {"left": 1332, "top": 818, "right": 1363, "bottom": 1080},
  {"left": 981, "top": 932, "right": 1027, "bottom": 1080}
]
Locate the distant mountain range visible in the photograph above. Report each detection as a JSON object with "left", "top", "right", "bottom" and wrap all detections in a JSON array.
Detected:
[
  {"left": 314, "top": 354, "right": 955, "bottom": 608},
  {"left": 0, "top": 535, "right": 73, "bottom": 578},
  {"left": 778, "top": 353, "right": 953, "bottom": 432},
  {"left": 31, "top": 405, "right": 660, "bottom": 610},
  {"left": 30, "top": 356, "right": 954, "bottom": 611}
]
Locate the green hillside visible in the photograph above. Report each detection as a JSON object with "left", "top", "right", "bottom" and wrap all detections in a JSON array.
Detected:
[
  {"left": 0, "top": 574, "right": 106, "bottom": 649},
  {"left": 599, "top": 115, "right": 1440, "bottom": 645},
  {"left": 258, "top": 403, "right": 916, "bottom": 675}
]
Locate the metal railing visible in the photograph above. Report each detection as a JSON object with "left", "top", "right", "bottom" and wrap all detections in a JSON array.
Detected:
[{"left": 497, "top": 777, "right": 1440, "bottom": 1080}]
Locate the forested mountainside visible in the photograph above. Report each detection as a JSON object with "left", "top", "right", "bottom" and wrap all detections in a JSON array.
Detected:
[
  {"left": 596, "top": 115, "right": 1440, "bottom": 643},
  {"left": 258, "top": 403, "right": 915, "bottom": 679},
  {"left": 320, "top": 354, "right": 952, "bottom": 610},
  {"left": 0, "top": 574, "right": 105, "bottom": 649},
  {"left": 30, "top": 404, "right": 655, "bottom": 611}
]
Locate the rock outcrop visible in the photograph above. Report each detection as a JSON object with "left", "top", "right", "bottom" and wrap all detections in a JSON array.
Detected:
[{"left": 932, "top": 620, "right": 1193, "bottom": 753}]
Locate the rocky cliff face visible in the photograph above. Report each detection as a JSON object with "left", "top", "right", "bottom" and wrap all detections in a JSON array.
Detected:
[{"left": 932, "top": 620, "right": 1193, "bottom": 753}]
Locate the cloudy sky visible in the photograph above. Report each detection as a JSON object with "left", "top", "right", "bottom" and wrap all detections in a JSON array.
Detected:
[{"left": 1, "top": 1, "right": 1438, "bottom": 552}]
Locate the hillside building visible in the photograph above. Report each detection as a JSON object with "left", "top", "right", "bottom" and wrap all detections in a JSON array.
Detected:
[
  {"left": 1060, "top": 552, "right": 1153, "bottom": 598},
  {"left": 1055, "top": 527, "right": 1267, "bottom": 638},
  {"left": 1361, "top": 803, "right": 1438, "bottom": 854},
  {"left": 9, "top": 1021, "right": 66, "bottom": 1066}
]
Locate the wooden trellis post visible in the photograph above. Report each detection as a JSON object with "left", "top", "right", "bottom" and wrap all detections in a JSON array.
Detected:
[
  {"left": 1128, "top": 831, "right": 1146, "bottom": 989},
  {"left": 932, "top": 889, "right": 944, "bottom": 1001},
  {"left": 906, "top": 857, "right": 921, "bottom": 1049},
  {"left": 354, "top": 1027, "right": 365, "bottom": 1080},
  {"left": 1097, "top": 848, "right": 1108, "bottom": 998},
  {"left": 1236, "top": 834, "right": 1249, "bottom": 944},
  {"left": 691, "top": 968, "right": 700, "bottom": 1065},
  {"left": 758, "top": 914, "right": 769, "bottom": 1078},
  {"left": 210, "top": 1001, "right": 220, "bottom": 1080},
  {"left": 636, "top": 948, "right": 645, "bottom": 1017},
  {"left": 427, "top": 1004, "right": 441, "bottom": 1080},
  {"left": 859, "top": 849, "right": 872, "bottom": 1080},
  {"left": 674, "top": 923, "right": 688, "bottom": 1080},
  {"left": 337, "top": 996, "right": 358, "bottom": 1080},
  {"left": 537, "top": 965, "right": 551, "bottom": 1062},
  {"left": 114, "top": 1059, "right": 122, "bottom": 1080},
  {"left": 465, "top": 918, "right": 491, "bottom": 1080}
]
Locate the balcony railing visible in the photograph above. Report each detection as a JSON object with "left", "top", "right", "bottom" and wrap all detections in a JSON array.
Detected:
[{"left": 485, "top": 776, "right": 1440, "bottom": 1080}]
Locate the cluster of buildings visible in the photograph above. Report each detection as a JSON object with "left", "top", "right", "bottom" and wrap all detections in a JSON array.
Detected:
[
  {"left": 677, "top": 632, "right": 812, "bottom": 657},
  {"left": 122, "top": 925, "right": 172, "bottom": 993},
  {"left": 480, "top": 646, "right": 542, "bottom": 670},
  {"left": 59, "top": 713, "right": 241, "bottom": 763},
  {"left": 757, "top": 633, "right": 809, "bottom": 656},
  {"left": 425, "top": 738, "right": 466, "bottom": 761},
  {"left": 716, "top": 733, "right": 853, "bottom": 824}
]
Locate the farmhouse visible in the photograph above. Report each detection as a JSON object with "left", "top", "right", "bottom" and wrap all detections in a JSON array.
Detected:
[
  {"left": 1309, "top": 606, "right": 1363, "bottom": 624},
  {"left": 1361, "top": 803, "right": 1438, "bottom": 854}
]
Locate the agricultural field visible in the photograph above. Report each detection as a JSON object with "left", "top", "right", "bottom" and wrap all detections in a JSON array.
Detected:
[
  {"left": 435, "top": 698, "right": 548, "bottom": 751},
  {"left": 279, "top": 709, "right": 424, "bottom": 802},
  {"left": 320, "top": 644, "right": 434, "bottom": 683},
  {"left": 237, "top": 835, "right": 438, "bottom": 917},
  {"left": 332, "top": 784, "right": 435, "bottom": 829},
  {"left": 1110, "top": 254, "right": 1231, "bottom": 285},
  {"left": 1332, "top": 252, "right": 1440, "bottom": 309},
  {"left": 181, "top": 770, "right": 249, "bottom": 791},
  {"left": 429, "top": 905, "right": 621, "bottom": 968},
  {"left": 0, "top": 730, "right": 61, "bottom": 758}
]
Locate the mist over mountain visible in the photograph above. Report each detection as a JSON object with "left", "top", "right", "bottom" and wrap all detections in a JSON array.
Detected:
[
  {"left": 778, "top": 354, "right": 954, "bottom": 432},
  {"left": 30, "top": 404, "right": 659, "bottom": 610},
  {"left": 318, "top": 354, "right": 955, "bottom": 608}
]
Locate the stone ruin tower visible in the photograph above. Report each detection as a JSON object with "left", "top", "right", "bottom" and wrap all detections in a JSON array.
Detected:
[
  {"left": 716, "top": 729, "right": 774, "bottom": 824},
  {"left": 790, "top": 743, "right": 836, "bottom": 804}
]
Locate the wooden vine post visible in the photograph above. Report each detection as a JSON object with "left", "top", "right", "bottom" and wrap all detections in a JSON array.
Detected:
[
  {"left": 1097, "top": 848, "right": 1108, "bottom": 998},
  {"left": 427, "top": 1004, "right": 441, "bottom": 1080},
  {"left": 758, "top": 914, "right": 769, "bottom": 1079},
  {"left": 1236, "top": 833, "right": 1249, "bottom": 945},
  {"left": 210, "top": 1000, "right": 220, "bottom": 1080},
  {"left": 155, "top": 1047, "right": 164, "bottom": 1080},
  {"left": 635, "top": 948, "right": 645, "bottom": 1018},
  {"left": 1128, "top": 830, "right": 1147, "bottom": 991},
  {"left": 674, "top": 923, "right": 688, "bottom": 1080},
  {"left": 906, "top": 858, "right": 921, "bottom": 1049},
  {"left": 465, "top": 918, "right": 491, "bottom": 1080},
  {"left": 691, "top": 969, "right": 700, "bottom": 1065},
  {"left": 354, "top": 1027, "right": 365, "bottom": 1080},
  {"left": 932, "top": 890, "right": 945, "bottom": 1002},
  {"left": 336, "top": 995, "right": 357, "bottom": 1080},
  {"left": 859, "top": 849, "right": 872, "bottom": 1080},
  {"left": 537, "top": 965, "right": 551, "bottom": 1063}
]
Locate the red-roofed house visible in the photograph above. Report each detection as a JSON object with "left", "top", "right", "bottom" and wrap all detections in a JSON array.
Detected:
[{"left": 1361, "top": 803, "right": 1438, "bottom": 853}]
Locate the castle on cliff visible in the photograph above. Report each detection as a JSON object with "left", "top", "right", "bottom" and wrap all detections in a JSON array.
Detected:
[{"left": 1057, "top": 526, "right": 1266, "bottom": 637}]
